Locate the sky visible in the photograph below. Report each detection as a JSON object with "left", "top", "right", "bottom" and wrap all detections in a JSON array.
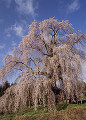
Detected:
[{"left": 0, "top": 0, "right": 86, "bottom": 81}]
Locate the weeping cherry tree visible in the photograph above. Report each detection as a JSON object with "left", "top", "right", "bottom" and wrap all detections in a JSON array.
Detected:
[{"left": 0, "top": 18, "right": 86, "bottom": 111}]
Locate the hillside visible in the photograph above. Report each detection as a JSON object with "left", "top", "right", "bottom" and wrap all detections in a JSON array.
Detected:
[{"left": 0, "top": 103, "right": 86, "bottom": 120}]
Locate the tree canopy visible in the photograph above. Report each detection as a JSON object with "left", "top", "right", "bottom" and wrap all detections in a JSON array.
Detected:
[{"left": 0, "top": 18, "right": 86, "bottom": 110}]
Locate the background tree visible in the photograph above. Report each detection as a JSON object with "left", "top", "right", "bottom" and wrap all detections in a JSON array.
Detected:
[
  {"left": 0, "top": 81, "right": 10, "bottom": 97},
  {"left": 0, "top": 18, "right": 86, "bottom": 110}
]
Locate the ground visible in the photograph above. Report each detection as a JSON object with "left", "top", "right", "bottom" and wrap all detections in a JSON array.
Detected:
[{"left": 0, "top": 102, "right": 86, "bottom": 120}]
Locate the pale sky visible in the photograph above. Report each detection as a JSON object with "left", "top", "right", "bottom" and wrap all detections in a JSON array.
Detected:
[{"left": 0, "top": 0, "right": 86, "bottom": 81}]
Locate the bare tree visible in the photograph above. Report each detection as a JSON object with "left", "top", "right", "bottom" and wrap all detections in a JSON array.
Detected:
[{"left": 0, "top": 18, "right": 86, "bottom": 110}]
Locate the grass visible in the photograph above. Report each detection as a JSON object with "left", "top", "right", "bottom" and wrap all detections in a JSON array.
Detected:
[
  {"left": 56, "top": 102, "right": 68, "bottom": 111},
  {"left": 56, "top": 102, "right": 86, "bottom": 111},
  {"left": 0, "top": 106, "right": 48, "bottom": 120},
  {"left": 66, "top": 103, "right": 86, "bottom": 109},
  {"left": 1, "top": 103, "right": 86, "bottom": 120}
]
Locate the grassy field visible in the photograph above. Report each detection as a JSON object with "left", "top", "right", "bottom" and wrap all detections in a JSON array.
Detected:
[{"left": 0, "top": 103, "right": 86, "bottom": 120}]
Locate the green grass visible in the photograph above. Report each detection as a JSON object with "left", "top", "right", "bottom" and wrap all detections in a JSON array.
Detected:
[
  {"left": 56, "top": 102, "right": 86, "bottom": 111},
  {"left": 0, "top": 106, "right": 48, "bottom": 120},
  {"left": 17, "top": 109, "right": 47, "bottom": 116},
  {"left": 1, "top": 103, "right": 86, "bottom": 120},
  {"left": 65, "top": 103, "right": 86, "bottom": 111},
  {"left": 56, "top": 102, "right": 68, "bottom": 111},
  {"left": 0, "top": 113, "right": 16, "bottom": 120}
]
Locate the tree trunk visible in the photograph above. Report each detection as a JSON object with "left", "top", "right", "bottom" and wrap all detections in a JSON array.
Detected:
[{"left": 47, "top": 84, "right": 56, "bottom": 111}]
